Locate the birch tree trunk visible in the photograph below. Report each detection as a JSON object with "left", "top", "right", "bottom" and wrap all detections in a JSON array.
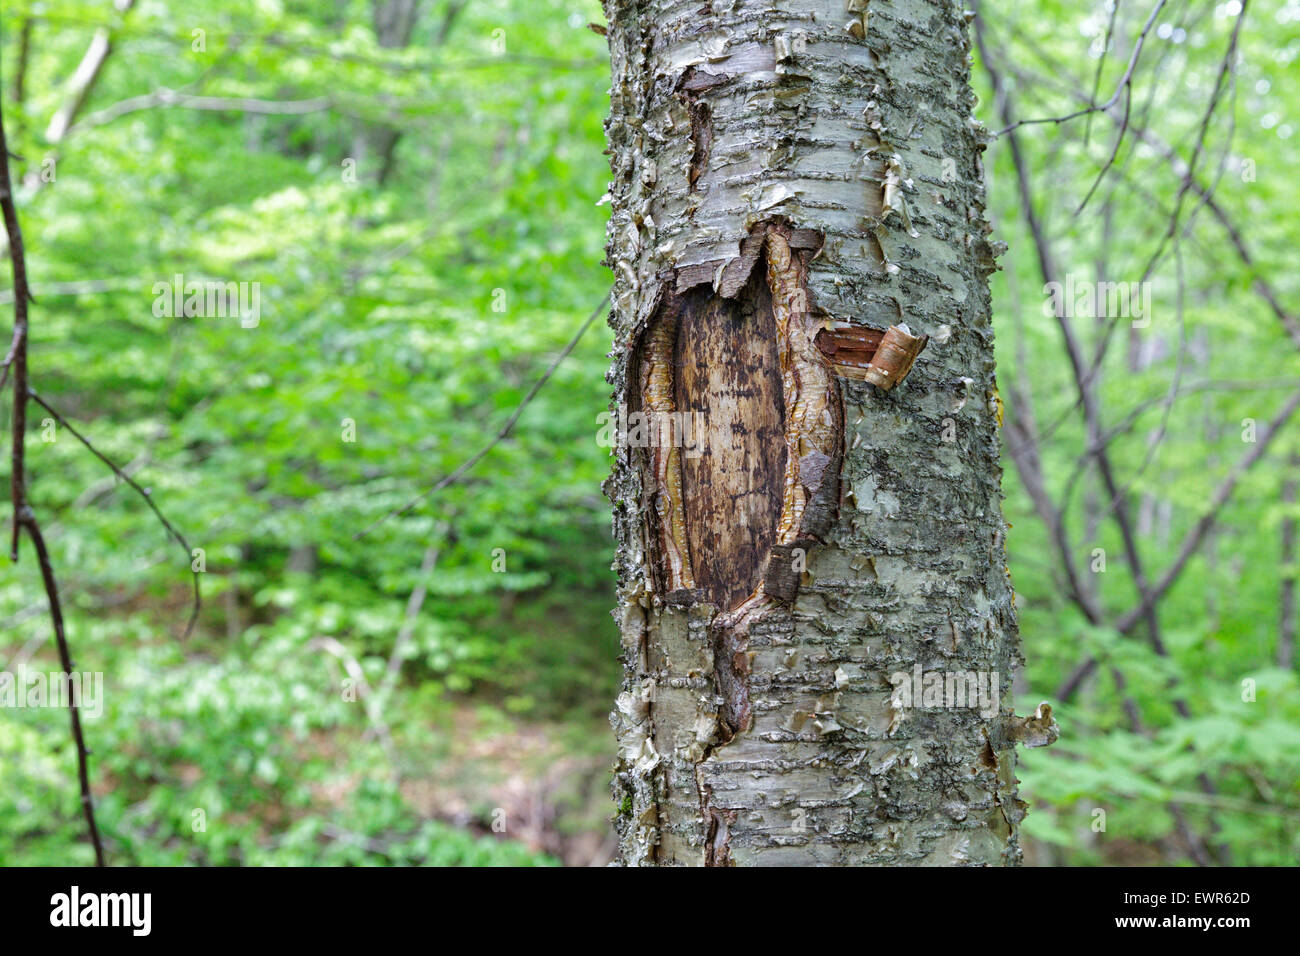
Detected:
[{"left": 603, "top": 0, "right": 1055, "bottom": 866}]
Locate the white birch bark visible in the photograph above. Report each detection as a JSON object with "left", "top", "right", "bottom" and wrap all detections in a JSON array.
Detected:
[{"left": 603, "top": 0, "right": 1052, "bottom": 866}]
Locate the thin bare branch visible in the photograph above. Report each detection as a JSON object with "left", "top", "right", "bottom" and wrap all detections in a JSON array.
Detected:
[
  {"left": 28, "top": 389, "right": 202, "bottom": 639},
  {"left": 992, "top": 0, "right": 1168, "bottom": 137},
  {"left": 0, "top": 90, "right": 105, "bottom": 867}
]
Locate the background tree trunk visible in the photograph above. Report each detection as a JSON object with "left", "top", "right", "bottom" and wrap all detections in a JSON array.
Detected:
[{"left": 603, "top": 0, "right": 1047, "bottom": 865}]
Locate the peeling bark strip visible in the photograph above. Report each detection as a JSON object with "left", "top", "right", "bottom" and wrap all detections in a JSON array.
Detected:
[
  {"left": 639, "top": 302, "right": 696, "bottom": 593},
  {"left": 816, "top": 323, "right": 928, "bottom": 389},
  {"left": 766, "top": 226, "right": 841, "bottom": 550},
  {"left": 605, "top": 0, "right": 1031, "bottom": 866}
]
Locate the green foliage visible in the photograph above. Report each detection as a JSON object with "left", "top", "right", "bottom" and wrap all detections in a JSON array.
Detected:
[
  {"left": 978, "top": 2, "right": 1300, "bottom": 864},
  {"left": 0, "top": 0, "right": 605, "bottom": 866}
]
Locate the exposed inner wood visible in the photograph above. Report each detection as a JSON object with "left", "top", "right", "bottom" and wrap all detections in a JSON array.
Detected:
[
  {"left": 674, "top": 270, "right": 785, "bottom": 610},
  {"left": 639, "top": 221, "right": 846, "bottom": 615}
]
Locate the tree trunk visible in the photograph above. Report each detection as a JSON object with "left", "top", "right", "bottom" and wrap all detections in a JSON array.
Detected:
[
  {"left": 603, "top": 0, "right": 1052, "bottom": 866},
  {"left": 349, "top": 0, "right": 433, "bottom": 185}
]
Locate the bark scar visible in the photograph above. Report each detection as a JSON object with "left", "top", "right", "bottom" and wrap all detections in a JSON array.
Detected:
[
  {"left": 678, "top": 68, "right": 726, "bottom": 193},
  {"left": 634, "top": 220, "right": 853, "bottom": 864}
]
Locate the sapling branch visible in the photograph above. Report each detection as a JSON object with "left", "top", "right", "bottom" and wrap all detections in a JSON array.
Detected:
[
  {"left": 0, "top": 90, "right": 106, "bottom": 866},
  {"left": 28, "top": 389, "right": 202, "bottom": 639}
]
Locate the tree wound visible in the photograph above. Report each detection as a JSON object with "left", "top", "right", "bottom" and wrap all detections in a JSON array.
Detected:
[
  {"left": 635, "top": 222, "right": 844, "bottom": 618},
  {"left": 674, "top": 268, "right": 785, "bottom": 610}
]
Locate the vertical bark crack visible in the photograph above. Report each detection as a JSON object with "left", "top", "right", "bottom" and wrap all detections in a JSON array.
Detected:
[{"left": 678, "top": 67, "right": 723, "bottom": 194}]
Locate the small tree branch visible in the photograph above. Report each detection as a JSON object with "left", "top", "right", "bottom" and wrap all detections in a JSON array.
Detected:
[
  {"left": 28, "top": 389, "right": 202, "bottom": 639},
  {"left": 44, "top": 0, "right": 138, "bottom": 145},
  {"left": 1113, "top": 386, "right": 1300, "bottom": 635},
  {"left": 0, "top": 88, "right": 105, "bottom": 866},
  {"left": 20, "top": 515, "right": 107, "bottom": 866},
  {"left": 992, "top": 0, "right": 1167, "bottom": 137}
]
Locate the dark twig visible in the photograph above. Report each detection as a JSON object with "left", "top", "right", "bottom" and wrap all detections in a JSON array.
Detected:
[
  {"left": 1082, "top": 0, "right": 1123, "bottom": 148},
  {"left": 23, "top": 517, "right": 106, "bottom": 866},
  {"left": 1114, "top": 386, "right": 1300, "bottom": 635},
  {"left": 1057, "top": 386, "right": 1300, "bottom": 697},
  {"left": 1135, "top": 0, "right": 1247, "bottom": 285},
  {"left": 28, "top": 389, "right": 202, "bottom": 639},
  {"left": 993, "top": 0, "right": 1167, "bottom": 137}
]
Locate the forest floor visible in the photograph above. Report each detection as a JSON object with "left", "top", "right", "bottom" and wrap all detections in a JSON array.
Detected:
[{"left": 394, "top": 704, "right": 616, "bottom": 866}]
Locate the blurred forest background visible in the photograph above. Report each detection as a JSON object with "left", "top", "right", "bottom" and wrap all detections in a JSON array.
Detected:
[{"left": 0, "top": 0, "right": 1297, "bottom": 866}]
